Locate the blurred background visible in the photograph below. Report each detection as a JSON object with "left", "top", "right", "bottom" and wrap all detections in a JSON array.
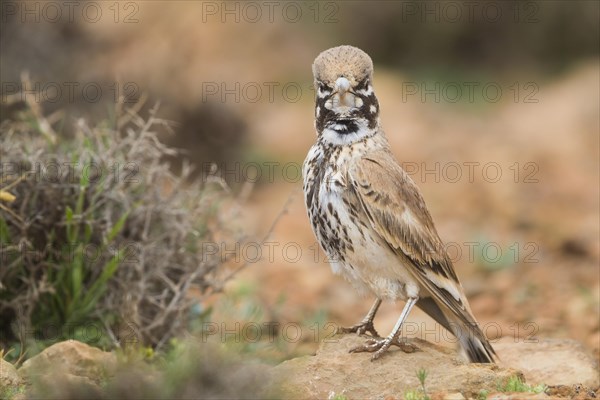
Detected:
[{"left": 1, "top": 0, "right": 598, "bottom": 365}]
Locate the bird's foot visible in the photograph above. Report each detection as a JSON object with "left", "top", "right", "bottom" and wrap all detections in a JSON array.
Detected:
[
  {"left": 337, "top": 320, "right": 379, "bottom": 337},
  {"left": 349, "top": 337, "right": 418, "bottom": 361}
]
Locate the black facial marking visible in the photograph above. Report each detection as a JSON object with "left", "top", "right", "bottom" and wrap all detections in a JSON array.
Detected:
[
  {"left": 355, "top": 77, "right": 369, "bottom": 90},
  {"left": 314, "top": 79, "right": 379, "bottom": 135},
  {"left": 331, "top": 119, "right": 359, "bottom": 134}
]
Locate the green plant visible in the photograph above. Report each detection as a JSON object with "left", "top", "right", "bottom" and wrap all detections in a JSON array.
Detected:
[
  {"left": 477, "top": 389, "right": 489, "bottom": 400},
  {"left": 0, "top": 101, "right": 241, "bottom": 356},
  {"left": 417, "top": 368, "right": 428, "bottom": 394},
  {"left": 403, "top": 368, "right": 431, "bottom": 400},
  {"left": 329, "top": 393, "right": 348, "bottom": 400},
  {"left": 0, "top": 384, "right": 26, "bottom": 400},
  {"left": 33, "top": 169, "right": 129, "bottom": 335},
  {"left": 404, "top": 390, "right": 422, "bottom": 400},
  {"left": 498, "top": 375, "right": 547, "bottom": 394}
]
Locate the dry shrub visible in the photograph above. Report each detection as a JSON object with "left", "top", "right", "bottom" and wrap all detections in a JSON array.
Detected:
[{"left": 0, "top": 101, "right": 241, "bottom": 353}]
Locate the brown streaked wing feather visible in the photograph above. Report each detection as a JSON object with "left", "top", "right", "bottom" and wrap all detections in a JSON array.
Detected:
[
  {"left": 348, "top": 150, "right": 457, "bottom": 279},
  {"left": 348, "top": 149, "right": 478, "bottom": 325}
]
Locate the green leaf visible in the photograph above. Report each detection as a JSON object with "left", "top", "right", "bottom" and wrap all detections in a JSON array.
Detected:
[
  {"left": 106, "top": 212, "right": 129, "bottom": 243},
  {"left": 83, "top": 137, "right": 93, "bottom": 151},
  {"left": 80, "top": 249, "right": 123, "bottom": 311},
  {"left": 0, "top": 217, "right": 10, "bottom": 244},
  {"left": 71, "top": 175, "right": 88, "bottom": 242},
  {"left": 75, "top": 184, "right": 87, "bottom": 216},
  {"left": 71, "top": 244, "right": 84, "bottom": 307},
  {"left": 84, "top": 222, "right": 93, "bottom": 243},
  {"left": 65, "top": 206, "right": 74, "bottom": 242},
  {"left": 79, "top": 162, "right": 90, "bottom": 189}
]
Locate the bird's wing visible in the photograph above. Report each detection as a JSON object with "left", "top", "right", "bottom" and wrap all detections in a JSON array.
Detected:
[{"left": 347, "top": 149, "right": 477, "bottom": 325}]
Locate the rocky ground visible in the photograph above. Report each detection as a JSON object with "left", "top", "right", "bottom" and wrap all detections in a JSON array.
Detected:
[
  {"left": 1, "top": 337, "right": 598, "bottom": 399},
  {"left": 274, "top": 335, "right": 599, "bottom": 399}
]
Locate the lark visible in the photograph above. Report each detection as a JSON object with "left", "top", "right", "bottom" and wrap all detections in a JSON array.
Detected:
[{"left": 302, "top": 45, "right": 496, "bottom": 363}]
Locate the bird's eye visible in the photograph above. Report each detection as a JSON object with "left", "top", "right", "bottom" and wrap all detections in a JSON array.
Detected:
[{"left": 318, "top": 83, "right": 328, "bottom": 91}]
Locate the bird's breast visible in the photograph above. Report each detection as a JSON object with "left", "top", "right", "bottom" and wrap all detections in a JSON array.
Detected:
[{"left": 302, "top": 142, "right": 420, "bottom": 300}]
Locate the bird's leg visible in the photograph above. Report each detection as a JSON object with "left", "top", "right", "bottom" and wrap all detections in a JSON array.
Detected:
[
  {"left": 349, "top": 297, "right": 419, "bottom": 361},
  {"left": 337, "top": 298, "right": 382, "bottom": 337}
]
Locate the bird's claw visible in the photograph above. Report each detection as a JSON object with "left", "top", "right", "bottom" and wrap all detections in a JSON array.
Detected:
[
  {"left": 337, "top": 320, "right": 380, "bottom": 337},
  {"left": 349, "top": 338, "right": 419, "bottom": 361}
]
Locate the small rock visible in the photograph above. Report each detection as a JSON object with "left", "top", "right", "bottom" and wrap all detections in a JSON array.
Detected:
[
  {"left": 272, "top": 334, "right": 521, "bottom": 399},
  {"left": 0, "top": 357, "right": 20, "bottom": 387},
  {"left": 18, "top": 340, "right": 117, "bottom": 385},
  {"left": 486, "top": 393, "right": 549, "bottom": 399},
  {"left": 32, "top": 373, "right": 102, "bottom": 396},
  {"left": 495, "top": 337, "right": 599, "bottom": 389},
  {"left": 443, "top": 392, "right": 465, "bottom": 400}
]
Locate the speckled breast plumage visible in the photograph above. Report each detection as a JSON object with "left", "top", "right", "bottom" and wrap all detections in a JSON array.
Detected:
[{"left": 302, "top": 137, "right": 414, "bottom": 300}]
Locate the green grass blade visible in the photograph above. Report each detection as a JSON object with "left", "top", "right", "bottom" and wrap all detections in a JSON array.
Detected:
[
  {"left": 84, "top": 222, "right": 93, "bottom": 243},
  {"left": 65, "top": 206, "right": 74, "bottom": 242},
  {"left": 107, "top": 212, "right": 129, "bottom": 243},
  {"left": 0, "top": 217, "right": 10, "bottom": 244},
  {"left": 71, "top": 244, "right": 84, "bottom": 308},
  {"left": 80, "top": 249, "right": 124, "bottom": 311}
]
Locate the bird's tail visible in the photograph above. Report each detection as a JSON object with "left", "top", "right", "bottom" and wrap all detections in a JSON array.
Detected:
[
  {"left": 417, "top": 297, "right": 496, "bottom": 363},
  {"left": 449, "top": 314, "right": 496, "bottom": 363}
]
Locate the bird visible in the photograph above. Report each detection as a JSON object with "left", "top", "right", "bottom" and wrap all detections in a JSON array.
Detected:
[{"left": 302, "top": 45, "right": 496, "bottom": 363}]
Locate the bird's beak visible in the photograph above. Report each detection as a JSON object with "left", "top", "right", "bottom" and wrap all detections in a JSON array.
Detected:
[
  {"left": 333, "top": 77, "right": 355, "bottom": 108},
  {"left": 335, "top": 77, "right": 351, "bottom": 93}
]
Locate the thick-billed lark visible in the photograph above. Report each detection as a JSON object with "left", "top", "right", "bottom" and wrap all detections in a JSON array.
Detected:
[{"left": 302, "top": 45, "right": 496, "bottom": 363}]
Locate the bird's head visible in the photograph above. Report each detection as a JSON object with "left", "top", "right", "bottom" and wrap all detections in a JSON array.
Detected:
[{"left": 312, "top": 45, "right": 380, "bottom": 145}]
